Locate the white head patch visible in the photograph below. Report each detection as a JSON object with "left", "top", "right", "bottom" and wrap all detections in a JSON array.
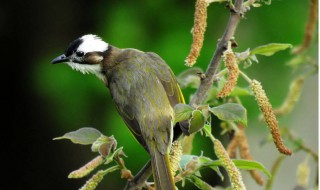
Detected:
[{"left": 77, "top": 34, "right": 109, "bottom": 53}]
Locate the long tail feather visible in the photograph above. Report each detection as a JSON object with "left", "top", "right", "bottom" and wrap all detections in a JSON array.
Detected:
[{"left": 151, "top": 148, "right": 175, "bottom": 190}]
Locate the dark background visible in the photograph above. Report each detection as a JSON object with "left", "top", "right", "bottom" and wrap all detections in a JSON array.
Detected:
[{"left": 3, "top": 0, "right": 318, "bottom": 190}]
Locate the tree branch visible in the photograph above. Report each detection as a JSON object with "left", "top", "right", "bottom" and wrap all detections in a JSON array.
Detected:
[{"left": 190, "top": 0, "right": 244, "bottom": 107}]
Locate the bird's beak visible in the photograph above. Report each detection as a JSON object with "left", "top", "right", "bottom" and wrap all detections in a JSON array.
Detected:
[{"left": 51, "top": 54, "right": 69, "bottom": 64}]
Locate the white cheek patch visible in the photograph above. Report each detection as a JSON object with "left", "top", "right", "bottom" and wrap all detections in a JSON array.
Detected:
[
  {"left": 67, "top": 62, "right": 101, "bottom": 74},
  {"left": 66, "top": 62, "right": 105, "bottom": 81},
  {"left": 77, "top": 34, "right": 109, "bottom": 53}
]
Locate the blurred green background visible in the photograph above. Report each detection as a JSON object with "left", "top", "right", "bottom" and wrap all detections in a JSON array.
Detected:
[{"left": 5, "top": 0, "right": 318, "bottom": 189}]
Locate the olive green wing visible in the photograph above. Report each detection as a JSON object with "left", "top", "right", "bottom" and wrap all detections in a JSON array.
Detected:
[
  {"left": 146, "top": 52, "right": 185, "bottom": 106},
  {"left": 109, "top": 50, "right": 185, "bottom": 154}
]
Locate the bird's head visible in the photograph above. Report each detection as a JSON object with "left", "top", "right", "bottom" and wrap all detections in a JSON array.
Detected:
[{"left": 51, "top": 34, "right": 109, "bottom": 81}]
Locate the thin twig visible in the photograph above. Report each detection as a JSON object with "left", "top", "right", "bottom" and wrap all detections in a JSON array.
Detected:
[
  {"left": 190, "top": 0, "right": 244, "bottom": 107},
  {"left": 265, "top": 155, "right": 286, "bottom": 190}
]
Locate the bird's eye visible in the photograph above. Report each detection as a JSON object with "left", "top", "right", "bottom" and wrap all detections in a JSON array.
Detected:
[{"left": 76, "top": 51, "right": 84, "bottom": 57}]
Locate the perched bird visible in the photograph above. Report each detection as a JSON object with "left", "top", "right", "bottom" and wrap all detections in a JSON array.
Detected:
[{"left": 52, "top": 34, "right": 185, "bottom": 190}]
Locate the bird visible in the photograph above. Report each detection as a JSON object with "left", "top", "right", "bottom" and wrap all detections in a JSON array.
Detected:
[{"left": 52, "top": 34, "right": 185, "bottom": 190}]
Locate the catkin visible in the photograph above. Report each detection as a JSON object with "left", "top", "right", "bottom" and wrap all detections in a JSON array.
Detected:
[
  {"left": 170, "top": 141, "right": 183, "bottom": 177},
  {"left": 69, "top": 156, "right": 104, "bottom": 178},
  {"left": 251, "top": 80, "right": 292, "bottom": 155},
  {"left": 185, "top": 0, "right": 208, "bottom": 67},
  {"left": 214, "top": 139, "right": 246, "bottom": 190},
  {"left": 217, "top": 50, "right": 239, "bottom": 98},
  {"left": 273, "top": 77, "right": 304, "bottom": 116},
  {"left": 79, "top": 170, "right": 105, "bottom": 190}
]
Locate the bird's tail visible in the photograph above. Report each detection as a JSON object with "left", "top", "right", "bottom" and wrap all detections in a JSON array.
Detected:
[{"left": 150, "top": 147, "right": 175, "bottom": 190}]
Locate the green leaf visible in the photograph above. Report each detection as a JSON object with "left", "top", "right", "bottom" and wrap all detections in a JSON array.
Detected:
[
  {"left": 243, "top": 59, "right": 253, "bottom": 69},
  {"left": 250, "top": 43, "right": 292, "bottom": 56},
  {"left": 198, "top": 156, "right": 271, "bottom": 179},
  {"left": 104, "top": 147, "right": 125, "bottom": 165},
  {"left": 186, "top": 175, "right": 216, "bottom": 190},
  {"left": 249, "top": 54, "right": 259, "bottom": 63},
  {"left": 174, "top": 103, "right": 194, "bottom": 123},
  {"left": 91, "top": 135, "right": 117, "bottom": 157},
  {"left": 189, "top": 110, "right": 206, "bottom": 134},
  {"left": 177, "top": 67, "right": 203, "bottom": 89},
  {"left": 232, "top": 160, "right": 271, "bottom": 178},
  {"left": 53, "top": 127, "right": 102, "bottom": 145},
  {"left": 180, "top": 155, "right": 224, "bottom": 180},
  {"left": 209, "top": 103, "right": 247, "bottom": 125},
  {"left": 203, "top": 124, "right": 212, "bottom": 137},
  {"left": 229, "top": 86, "right": 252, "bottom": 96},
  {"left": 198, "top": 156, "right": 224, "bottom": 180},
  {"left": 180, "top": 155, "right": 198, "bottom": 170}
]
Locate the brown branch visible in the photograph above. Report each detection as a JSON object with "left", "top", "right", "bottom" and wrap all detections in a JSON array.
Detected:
[{"left": 190, "top": 0, "right": 244, "bottom": 107}]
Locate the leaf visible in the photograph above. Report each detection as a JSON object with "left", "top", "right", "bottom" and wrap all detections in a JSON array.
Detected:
[
  {"left": 180, "top": 155, "right": 224, "bottom": 180},
  {"left": 199, "top": 156, "right": 224, "bottom": 180},
  {"left": 243, "top": 59, "right": 253, "bottom": 69},
  {"left": 91, "top": 135, "right": 117, "bottom": 157},
  {"left": 180, "top": 155, "right": 198, "bottom": 170},
  {"left": 54, "top": 127, "right": 102, "bottom": 145},
  {"left": 189, "top": 110, "right": 206, "bottom": 134},
  {"left": 203, "top": 124, "right": 212, "bottom": 137},
  {"left": 249, "top": 54, "right": 259, "bottom": 63},
  {"left": 177, "top": 67, "right": 203, "bottom": 88},
  {"left": 174, "top": 103, "right": 194, "bottom": 123},
  {"left": 198, "top": 156, "right": 271, "bottom": 179},
  {"left": 232, "top": 160, "right": 272, "bottom": 178},
  {"left": 104, "top": 147, "right": 125, "bottom": 165},
  {"left": 186, "top": 175, "right": 216, "bottom": 190},
  {"left": 250, "top": 43, "right": 292, "bottom": 56},
  {"left": 229, "top": 86, "right": 252, "bottom": 96},
  {"left": 209, "top": 103, "right": 247, "bottom": 125}
]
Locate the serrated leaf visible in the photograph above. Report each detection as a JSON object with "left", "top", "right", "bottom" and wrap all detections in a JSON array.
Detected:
[
  {"left": 54, "top": 127, "right": 102, "bottom": 145},
  {"left": 209, "top": 103, "right": 247, "bottom": 125},
  {"left": 174, "top": 103, "right": 194, "bottom": 124},
  {"left": 250, "top": 43, "right": 292, "bottom": 56},
  {"left": 189, "top": 110, "right": 206, "bottom": 134}
]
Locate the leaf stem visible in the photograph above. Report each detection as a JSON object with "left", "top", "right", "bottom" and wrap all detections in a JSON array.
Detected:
[
  {"left": 203, "top": 126, "right": 216, "bottom": 142},
  {"left": 239, "top": 70, "right": 252, "bottom": 83}
]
